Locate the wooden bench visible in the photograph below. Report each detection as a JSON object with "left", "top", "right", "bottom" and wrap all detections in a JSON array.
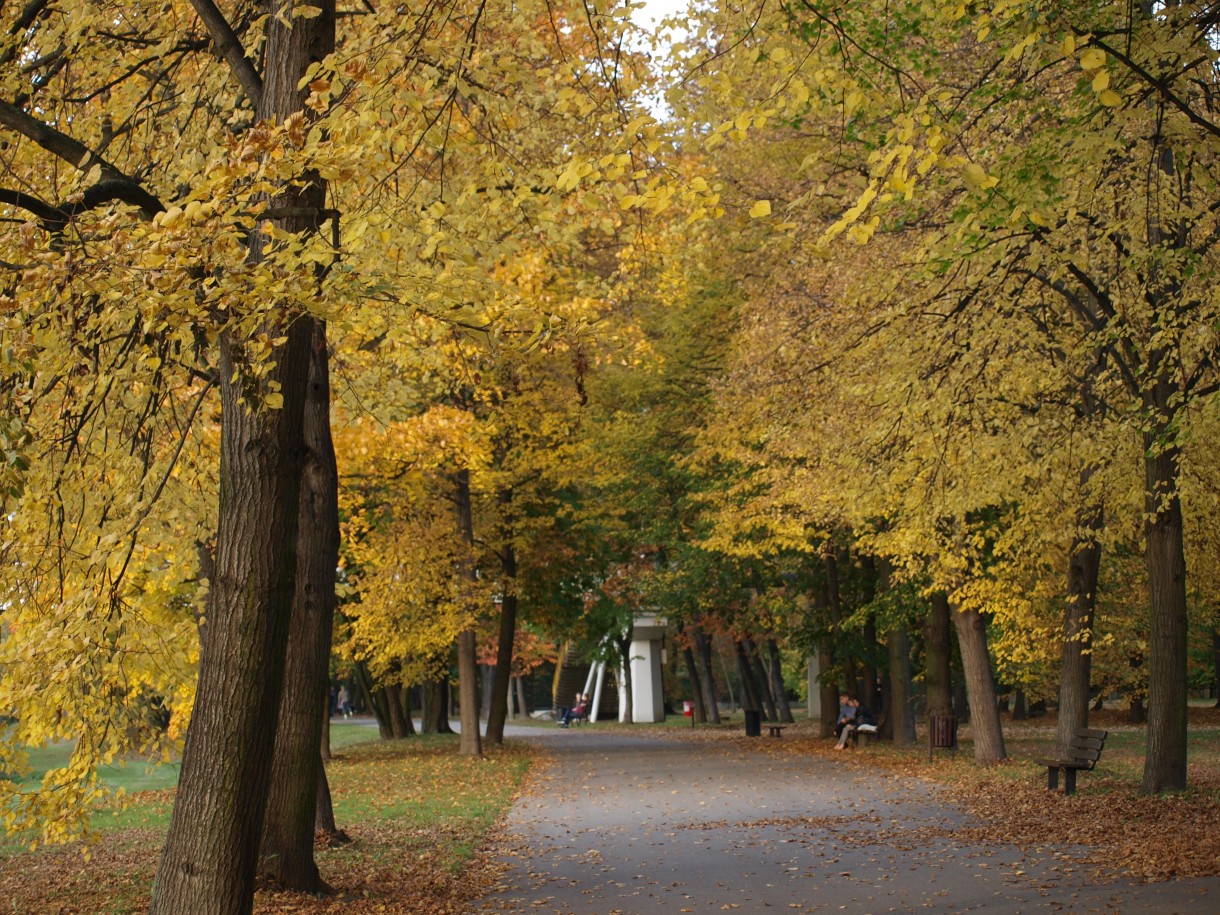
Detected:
[
  {"left": 852, "top": 723, "right": 878, "bottom": 747},
  {"left": 767, "top": 725, "right": 787, "bottom": 738},
  {"left": 1034, "top": 727, "right": 1108, "bottom": 796}
]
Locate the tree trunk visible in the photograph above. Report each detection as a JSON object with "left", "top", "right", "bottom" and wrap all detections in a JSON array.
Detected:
[
  {"left": 824, "top": 550, "right": 858, "bottom": 700},
  {"left": 925, "top": 593, "right": 954, "bottom": 718},
  {"left": 258, "top": 321, "right": 340, "bottom": 893},
  {"left": 386, "top": 683, "right": 413, "bottom": 738},
  {"left": 320, "top": 693, "right": 331, "bottom": 763},
  {"left": 485, "top": 536, "right": 519, "bottom": 745},
  {"left": 693, "top": 628, "right": 721, "bottom": 723},
  {"left": 617, "top": 633, "right": 634, "bottom": 723},
  {"left": 150, "top": 0, "right": 337, "bottom": 904},
  {"left": 1142, "top": 426, "right": 1189, "bottom": 792},
  {"left": 515, "top": 676, "right": 529, "bottom": 719},
  {"left": 314, "top": 761, "right": 348, "bottom": 845},
  {"left": 682, "top": 637, "right": 707, "bottom": 723},
  {"left": 453, "top": 469, "right": 482, "bottom": 758},
  {"left": 817, "top": 641, "right": 837, "bottom": 738},
  {"left": 354, "top": 662, "right": 392, "bottom": 739},
  {"left": 745, "top": 639, "right": 778, "bottom": 722},
  {"left": 950, "top": 604, "right": 1007, "bottom": 762},
  {"left": 861, "top": 614, "right": 879, "bottom": 710},
  {"left": 422, "top": 676, "right": 453, "bottom": 734},
  {"left": 766, "top": 638, "right": 794, "bottom": 723},
  {"left": 887, "top": 624, "right": 916, "bottom": 746},
  {"left": 735, "top": 640, "right": 761, "bottom": 713},
  {"left": 1057, "top": 506, "right": 1102, "bottom": 756},
  {"left": 1213, "top": 628, "right": 1220, "bottom": 708}
]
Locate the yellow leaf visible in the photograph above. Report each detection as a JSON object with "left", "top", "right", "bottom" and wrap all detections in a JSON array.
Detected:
[
  {"left": 1098, "top": 89, "right": 1122, "bottom": 107},
  {"left": 1092, "top": 69, "right": 1110, "bottom": 92},
  {"left": 1080, "top": 48, "right": 1105, "bottom": 70},
  {"left": 266, "top": 392, "right": 285, "bottom": 409},
  {"left": 749, "top": 200, "right": 772, "bottom": 218}
]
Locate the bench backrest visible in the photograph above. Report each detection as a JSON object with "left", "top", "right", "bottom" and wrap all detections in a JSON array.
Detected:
[{"left": 1066, "top": 727, "right": 1108, "bottom": 769}]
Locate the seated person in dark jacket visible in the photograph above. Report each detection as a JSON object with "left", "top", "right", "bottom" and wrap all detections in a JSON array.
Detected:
[{"left": 559, "top": 692, "right": 589, "bottom": 727}]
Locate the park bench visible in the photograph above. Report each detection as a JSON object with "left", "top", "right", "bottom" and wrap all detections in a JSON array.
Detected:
[
  {"left": 767, "top": 724, "right": 787, "bottom": 738},
  {"left": 850, "top": 723, "right": 878, "bottom": 747},
  {"left": 1034, "top": 727, "right": 1108, "bottom": 796}
]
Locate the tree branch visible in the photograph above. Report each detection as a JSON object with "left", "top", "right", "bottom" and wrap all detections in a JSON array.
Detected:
[
  {"left": 0, "top": 100, "right": 164, "bottom": 216},
  {"left": 187, "top": 0, "right": 264, "bottom": 108}
]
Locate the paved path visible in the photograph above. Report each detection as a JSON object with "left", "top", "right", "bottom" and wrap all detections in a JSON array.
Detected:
[{"left": 476, "top": 728, "right": 1219, "bottom": 914}]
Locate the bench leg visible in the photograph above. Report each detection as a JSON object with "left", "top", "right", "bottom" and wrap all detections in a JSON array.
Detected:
[
  {"left": 1063, "top": 769, "right": 1077, "bottom": 796},
  {"left": 1046, "top": 766, "right": 1059, "bottom": 791}
]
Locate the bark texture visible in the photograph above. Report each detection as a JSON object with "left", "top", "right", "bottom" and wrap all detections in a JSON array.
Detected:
[
  {"left": 1057, "top": 508, "right": 1101, "bottom": 757},
  {"left": 951, "top": 605, "right": 1007, "bottom": 762},
  {"left": 259, "top": 320, "right": 340, "bottom": 892},
  {"left": 693, "top": 629, "right": 721, "bottom": 723},
  {"left": 454, "top": 469, "right": 482, "bottom": 758},
  {"left": 485, "top": 535, "right": 518, "bottom": 745},
  {"left": 925, "top": 593, "right": 954, "bottom": 718},
  {"left": 1142, "top": 428, "right": 1189, "bottom": 792}
]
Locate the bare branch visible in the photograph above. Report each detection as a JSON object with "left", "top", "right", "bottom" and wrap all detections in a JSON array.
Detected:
[{"left": 187, "top": 0, "right": 264, "bottom": 107}]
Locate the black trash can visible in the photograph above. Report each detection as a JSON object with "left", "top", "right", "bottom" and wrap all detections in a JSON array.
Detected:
[{"left": 744, "top": 709, "right": 761, "bottom": 737}]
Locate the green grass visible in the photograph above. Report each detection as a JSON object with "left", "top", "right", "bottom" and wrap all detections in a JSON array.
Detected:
[{"left": 1, "top": 724, "right": 534, "bottom": 911}]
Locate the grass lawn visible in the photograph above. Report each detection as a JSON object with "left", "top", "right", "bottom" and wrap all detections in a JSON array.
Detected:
[{"left": 0, "top": 720, "right": 534, "bottom": 913}]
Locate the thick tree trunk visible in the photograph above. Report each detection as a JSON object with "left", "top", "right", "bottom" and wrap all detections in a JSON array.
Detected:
[
  {"left": 1142, "top": 427, "right": 1188, "bottom": 792},
  {"left": 354, "top": 662, "right": 392, "bottom": 738},
  {"left": 1057, "top": 510, "right": 1101, "bottom": 756},
  {"left": 485, "top": 536, "right": 519, "bottom": 745},
  {"left": 453, "top": 469, "right": 482, "bottom": 758},
  {"left": 745, "top": 639, "right": 779, "bottom": 722},
  {"left": 817, "top": 641, "right": 837, "bottom": 738},
  {"left": 150, "top": 0, "right": 338, "bottom": 901},
  {"left": 693, "top": 628, "right": 721, "bottom": 723},
  {"left": 259, "top": 321, "right": 340, "bottom": 893},
  {"left": 861, "top": 614, "right": 879, "bottom": 710},
  {"left": 766, "top": 638, "right": 795, "bottom": 723},
  {"left": 386, "top": 683, "right": 413, "bottom": 738},
  {"left": 735, "top": 641, "right": 761, "bottom": 714},
  {"left": 925, "top": 593, "right": 954, "bottom": 719},
  {"left": 422, "top": 677, "right": 453, "bottom": 734},
  {"left": 950, "top": 604, "right": 1006, "bottom": 762},
  {"left": 887, "top": 624, "right": 916, "bottom": 746}
]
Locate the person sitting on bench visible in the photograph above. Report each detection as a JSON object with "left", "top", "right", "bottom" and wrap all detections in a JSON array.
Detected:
[
  {"left": 834, "top": 697, "right": 877, "bottom": 749},
  {"left": 559, "top": 692, "right": 588, "bottom": 727}
]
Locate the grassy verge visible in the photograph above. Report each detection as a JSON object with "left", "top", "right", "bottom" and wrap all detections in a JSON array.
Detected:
[{"left": 0, "top": 723, "right": 533, "bottom": 913}]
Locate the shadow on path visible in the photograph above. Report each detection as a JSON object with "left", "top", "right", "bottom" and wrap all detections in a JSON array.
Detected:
[{"left": 475, "top": 728, "right": 1218, "bottom": 914}]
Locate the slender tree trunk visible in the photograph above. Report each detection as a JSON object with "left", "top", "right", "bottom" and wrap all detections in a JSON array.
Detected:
[
  {"left": 485, "top": 535, "right": 518, "bottom": 745},
  {"left": 950, "top": 604, "right": 1006, "bottom": 762},
  {"left": 766, "top": 638, "right": 794, "bottom": 723},
  {"left": 693, "top": 628, "right": 721, "bottom": 723},
  {"left": 617, "top": 633, "right": 634, "bottom": 723},
  {"left": 421, "top": 677, "right": 451, "bottom": 734},
  {"left": 454, "top": 469, "right": 482, "bottom": 757},
  {"left": 682, "top": 632, "right": 707, "bottom": 723},
  {"left": 1142, "top": 423, "right": 1189, "bottom": 792},
  {"left": 887, "top": 624, "right": 916, "bottom": 746},
  {"left": 515, "top": 676, "right": 529, "bottom": 719},
  {"left": 259, "top": 321, "right": 340, "bottom": 892},
  {"left": 925, "top": 593, "right": 954, "bottom": 719},
  {"left": 1057, "top": 506, "right": 1101, "bottom": 755}
]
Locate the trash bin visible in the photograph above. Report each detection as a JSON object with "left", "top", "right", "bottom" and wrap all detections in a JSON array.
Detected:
[
  {"left": 683, "top": 700, "right": 694, "bottom": 717},
  {"left": 928, "top": 714, "right": 958, "bottom": 760},
  {"left": 744, "top": 708, "right": 761, "bottom": 737}
]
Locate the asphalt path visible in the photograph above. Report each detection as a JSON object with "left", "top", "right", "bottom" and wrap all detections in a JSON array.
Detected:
[{"left": 474, "top": 725, "right": 1219, "bottom": 914}]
